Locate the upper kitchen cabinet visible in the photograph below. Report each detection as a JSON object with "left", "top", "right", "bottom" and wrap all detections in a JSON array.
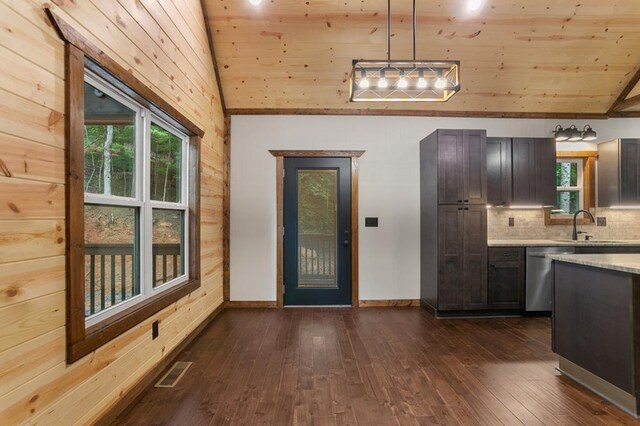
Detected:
[
  {"left": 488, "top": 137, "right": 556, "bottom": 206},
  {"left": 598, "top": 139, "right": 640, "bottom": 207},
  {"left": 437, "top": 129, "right": 487, "bottom": 205},
  {"left": 487, "top": 138, "right": 512, "bottom": 206}
]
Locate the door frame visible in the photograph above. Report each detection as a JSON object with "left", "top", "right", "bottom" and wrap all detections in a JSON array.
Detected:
[{"left": 269, "top": 150, "right": 365, "bottom": 308}]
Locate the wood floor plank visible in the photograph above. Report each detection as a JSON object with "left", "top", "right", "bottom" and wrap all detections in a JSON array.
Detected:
[{"left": 114, "top": 308, "right": 640, "bottom": 425}]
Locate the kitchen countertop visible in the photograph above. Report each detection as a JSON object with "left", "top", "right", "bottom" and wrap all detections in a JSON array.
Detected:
[
  {"left": 546, "top": 253, "right": 640, "bottom": 275},
  {"left": 488, "top": 239, "right": 640, "bottom": 247}
]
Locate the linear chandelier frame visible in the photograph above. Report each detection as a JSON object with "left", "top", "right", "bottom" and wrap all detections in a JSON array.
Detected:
[{"left": 349, "top": 0, "right": 461, "bottom": 103}]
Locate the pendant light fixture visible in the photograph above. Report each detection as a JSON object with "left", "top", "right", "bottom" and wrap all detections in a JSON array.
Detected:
[
  {"left": 350, "top": 0, "right": 461, "bottom": 102},
  {"left": 553, "top": 124, "right": 597, "bottom": 142}
]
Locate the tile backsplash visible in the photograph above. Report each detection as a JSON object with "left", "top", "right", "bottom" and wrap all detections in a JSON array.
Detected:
[{"left": 488, "top": 208, "right": 640, "bottom": 240}]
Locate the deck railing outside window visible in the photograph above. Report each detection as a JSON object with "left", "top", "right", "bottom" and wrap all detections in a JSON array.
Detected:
[{"left": 84, "top": 243, "right": 181, "bottom": 316}]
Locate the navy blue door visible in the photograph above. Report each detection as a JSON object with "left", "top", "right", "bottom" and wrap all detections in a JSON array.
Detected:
[{"left": 283, "top": 157, "right": 351, "bottom": 306}]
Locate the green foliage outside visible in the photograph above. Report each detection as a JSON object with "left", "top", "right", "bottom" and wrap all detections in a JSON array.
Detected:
[
  {"left": 83, "top": 123, "right": 182, "bottom": 202},
  {"left": 298, "top": 171, "right": 337, "bottom": 235}
]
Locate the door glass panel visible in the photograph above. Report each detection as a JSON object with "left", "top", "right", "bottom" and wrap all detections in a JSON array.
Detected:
[{"left": 297, "top": 170, "right": 338, "bottom": 288}]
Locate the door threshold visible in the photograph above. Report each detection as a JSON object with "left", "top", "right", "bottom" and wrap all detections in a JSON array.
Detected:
[{"left": 285, "top": 305, "right": 353, "bottom": 308}]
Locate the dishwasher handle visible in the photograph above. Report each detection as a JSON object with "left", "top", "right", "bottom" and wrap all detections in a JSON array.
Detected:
[{"left": 528, "top": 252, "right": 574, "bottom": 258}]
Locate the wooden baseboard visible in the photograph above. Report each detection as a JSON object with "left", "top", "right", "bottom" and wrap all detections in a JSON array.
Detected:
[
  {"left": 226, "top": 300, "right": 277, "bottom": 308},
  {"left": 96, "top": 302, "right": 226, "bottom": 426},
  {"left": 359, "top": 299, "right": 420, "bottom": 307}
]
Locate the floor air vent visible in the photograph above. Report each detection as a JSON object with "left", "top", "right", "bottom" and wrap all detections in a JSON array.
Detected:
[{"left": 154, "top": 361, "right": 192, "bottom": 388}]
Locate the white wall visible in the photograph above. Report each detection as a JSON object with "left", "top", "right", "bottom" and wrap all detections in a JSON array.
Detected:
[{"left": 230, "top": 115, "right": 640, "bottom": 301}]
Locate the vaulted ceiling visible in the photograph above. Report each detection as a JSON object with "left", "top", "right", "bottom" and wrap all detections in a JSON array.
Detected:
[{"left": 204, "top": 0, "right": 640, "bottom": 116}]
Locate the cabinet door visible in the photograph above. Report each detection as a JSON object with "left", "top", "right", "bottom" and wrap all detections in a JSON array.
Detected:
[
  {"left": 438, "top": 130, "right": 464, "bottom": 204},
  {"left": 462, "top": 206, "right": 487, "bottom": 310},
  {"left": 438, "top": 205, "right": 464, "bottom": 310},
  {"left": 620, "top": 139, "right": 640, "bottom": 204},
  {"left": 511, "top": 138, "right": 536, "bottom": 204},
  {"left": 488, "top": 261, "right": 524, "bottom": 310},
  {"left": 463, "top": 130, "right": 487, "bottom": 204},
  {"left": 534, "top": 138, "right": 557, "bottom": 206},
  {"left": 487, "top": 138, "right": 512, "bottom": 206}
]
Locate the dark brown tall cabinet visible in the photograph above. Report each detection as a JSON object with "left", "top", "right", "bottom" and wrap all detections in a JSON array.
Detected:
[{"left": 420, "top": 129, "right": 488, "bottom": 314}]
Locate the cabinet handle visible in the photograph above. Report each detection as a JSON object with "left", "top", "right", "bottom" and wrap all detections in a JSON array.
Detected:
[
  {"left": 458, "top": 207, "right": 462, "bottom": 210},
  {"left": 489, "top": 264, "right": 496, "bottom": 268},
  {"left": 457, "top": 199, "right": 463, "bottom": 203},
  {"left": 464, "top": 199, "right": 469, "bottom": 202},
  {"left": 464, "top": 207, "right": 469, "bottom": 210}
]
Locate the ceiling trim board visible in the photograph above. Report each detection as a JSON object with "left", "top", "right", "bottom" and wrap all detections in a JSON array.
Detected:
[
  {"left": 608, "top": 66, "right": 640, "bottom": 113},
  {"left": 200, "top": 0, "right": 226, "bottom": 113},
  {"left": 228, "top": 108, "right": 609, "bottom": 120}
]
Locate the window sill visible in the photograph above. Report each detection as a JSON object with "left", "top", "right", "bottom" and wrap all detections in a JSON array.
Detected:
[
  {"left": 67, "top": 278, "right": 200, "bottom": 363},
  {"left": 544, "top": 208, "right": 594, "bottom": 226}
]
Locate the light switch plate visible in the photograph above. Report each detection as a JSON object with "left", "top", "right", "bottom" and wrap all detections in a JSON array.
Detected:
[
  {"left": 508, "top": 217, "right": 515, "bottom": 227},
  {"left": 597, "top": 217, "right": 606, "bottom": 227}
]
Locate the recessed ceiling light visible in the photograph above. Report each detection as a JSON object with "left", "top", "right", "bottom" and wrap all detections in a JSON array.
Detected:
[
  {"left": 468, "top": 0, "right": 482, "bottom": 11},
  {"left": 249, "top": 0, "right": 262, "bottom": 6}
]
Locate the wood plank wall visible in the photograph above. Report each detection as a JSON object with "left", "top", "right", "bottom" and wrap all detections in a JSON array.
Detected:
[{"left": 0, "top": 0, "right": 225, "bottom": 423}]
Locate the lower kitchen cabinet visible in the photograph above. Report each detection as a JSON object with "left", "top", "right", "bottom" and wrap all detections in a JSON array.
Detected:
[{"left": 487, "top": 248, "right": 525, "bottom": 310}]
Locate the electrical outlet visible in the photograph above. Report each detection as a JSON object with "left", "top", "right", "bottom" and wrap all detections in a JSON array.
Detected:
[
  {"left": 597, "top": 217, "right": 607, "bottom": 227},
  {"left": 508, "top": 217, "right": 515, "bottom": 227},
  {"left": 152, "top": 320, "right": 159, "bottom": 339}
]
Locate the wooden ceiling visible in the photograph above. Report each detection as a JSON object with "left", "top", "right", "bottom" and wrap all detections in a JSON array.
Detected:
[{"left": 203, "top": 0, "right": 640, "bottom": 116}]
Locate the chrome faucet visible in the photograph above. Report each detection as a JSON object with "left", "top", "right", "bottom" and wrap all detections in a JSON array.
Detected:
[{"left": 572, "top": 209, "right": 596, "bottom": 240}]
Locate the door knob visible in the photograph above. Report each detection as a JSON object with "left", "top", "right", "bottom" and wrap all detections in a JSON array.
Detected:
[{"left": 343, "top": 240, "right": 350, "bottom": 246}]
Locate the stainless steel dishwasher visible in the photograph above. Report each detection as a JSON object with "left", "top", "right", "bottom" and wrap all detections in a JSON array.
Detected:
[{"left": 525, "top": 246, "right": 575, "bottom": 312}]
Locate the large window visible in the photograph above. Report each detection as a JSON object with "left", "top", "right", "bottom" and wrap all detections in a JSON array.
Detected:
[
  {"left": 551, "top": 158, "right": 583, "bottom": 215},
  {"left": 50, "top": 10, "right": 204, "bottom": 362},
  {"left": 544, "top": 152, "right": 596, "bottom": 225},
  {"left": 83, "top": 71, "right": 189, "bottom": 326}
]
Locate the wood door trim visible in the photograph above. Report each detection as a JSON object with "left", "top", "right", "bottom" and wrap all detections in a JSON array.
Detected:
[
  {"left": 270, "top": 150, "right": 365, "bottom": 158},
  {"left": 273, "top": 151, "right": 363, "bottom": 308}
]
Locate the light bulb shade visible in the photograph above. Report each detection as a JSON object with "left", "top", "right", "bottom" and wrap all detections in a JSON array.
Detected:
[
  {"left": 582, "top": 125, "right": 597, "bottom": 141},
  {"left": 553, "top": 125, "right": 569, "bottom": 141},
  {"left": 248, "top": 0, "right": 262, "bottom": 5},
  {"left": 351, "top": 60, "right": 460, "bottom": 102},
  {"left": 567, "top": 125, "right": 583, "bottom": 142}
]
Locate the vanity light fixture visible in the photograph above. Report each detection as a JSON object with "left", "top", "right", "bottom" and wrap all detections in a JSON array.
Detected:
[
  {"left": 553, "top": 124, "right": 597, "bottom": 142},
  {"left": 350, "top": 0, "right": 460, "bottom": 102},
  {"left": 248, "top": 0, "right": 262, "bottom": 6}
]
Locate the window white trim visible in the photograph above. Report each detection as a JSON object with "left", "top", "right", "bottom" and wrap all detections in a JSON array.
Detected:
[
  {"left": 553, "top": 158, "right": 584, "bottom": 215},
  {"left": 84, "top": 69, "right": 190, "bottom": 327}
]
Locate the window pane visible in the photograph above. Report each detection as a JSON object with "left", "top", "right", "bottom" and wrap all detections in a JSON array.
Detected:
[
  {"left": 150, "top": 123, "right": 183, "bottom": 203},
  {"left": 84, "top": 205, "right": 139, "bottom": 317},
  {"left": 84, "top": 82, "right": 136, "bottom": 198},
  {"left": 556, "top": 161, "right": 578, "bottom": 187},
  {"left": 297, "top": 170, "right": 338, "bottom": 289},
  {"left": 551, "top": 190, "right": 581, "bottom": 215},
  {"left": 152, "top": 209, "right": 185, "bottom": 287}
]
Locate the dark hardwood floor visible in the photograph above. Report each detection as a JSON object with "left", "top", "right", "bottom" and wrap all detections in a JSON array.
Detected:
[{"left": 116, "top": 308, "right": 640, "bottom": 425}]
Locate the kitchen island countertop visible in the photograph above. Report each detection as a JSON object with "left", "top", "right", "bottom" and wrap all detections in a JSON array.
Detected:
[{"left": 546, "top": 253, "right": 640, "bottom": 275}]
